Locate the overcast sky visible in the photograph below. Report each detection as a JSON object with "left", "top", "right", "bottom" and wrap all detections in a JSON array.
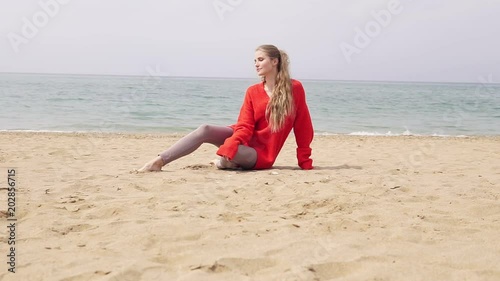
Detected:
[{"left": 1, "top": 0, "right": 499, "bottom": 83}]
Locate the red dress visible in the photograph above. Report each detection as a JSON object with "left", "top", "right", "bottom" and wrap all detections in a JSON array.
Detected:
[{"left": 216, "top": 79, "right": 314, "bottom": 170}]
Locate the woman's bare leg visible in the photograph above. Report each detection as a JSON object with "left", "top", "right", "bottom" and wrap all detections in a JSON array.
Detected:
[
  {"left": 137, "top": 124, "right": 256, "bottom": 172},
  {"left": 137, "top": 124, "right": 233, "bottom": 172}
]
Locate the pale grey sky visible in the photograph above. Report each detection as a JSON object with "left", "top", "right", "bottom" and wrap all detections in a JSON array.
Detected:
[{"left": 1, "top": 0, "right": 499, "bottom": 82}]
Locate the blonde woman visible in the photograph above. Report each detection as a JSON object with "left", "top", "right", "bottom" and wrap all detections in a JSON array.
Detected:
[{"left": 138, "top": 44, "right": 313, "bottom": 171}]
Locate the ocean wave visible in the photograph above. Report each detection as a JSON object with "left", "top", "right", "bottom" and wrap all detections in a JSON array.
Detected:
[
  {"left": 0, "top": 129, "right": 89, "bottom": 134},
  {"left": 315, "top": 130, "right": 468, "bottom": 137},
  {"left": 0, "top": 129, "right": 478, "bottom": 137}
]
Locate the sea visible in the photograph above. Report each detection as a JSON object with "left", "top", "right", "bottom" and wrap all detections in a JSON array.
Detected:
[{"left": 1, "top": 73, "right": 499, "bottom": 136}]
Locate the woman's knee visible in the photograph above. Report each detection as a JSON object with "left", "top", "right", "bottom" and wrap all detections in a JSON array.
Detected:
[
  {"left": 234, "top": 145, "right": 257, "bottom": 169},
  {"left": 195, "top": 124, "right": 212, "bottom": 135},
  {"left": 194, "top": 124, "right": 232, "bottom": 143}
]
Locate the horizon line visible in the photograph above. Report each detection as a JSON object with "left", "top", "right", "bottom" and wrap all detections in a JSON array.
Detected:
[{"left": 1, "top": 71, "right": 498, "bottom": 85}]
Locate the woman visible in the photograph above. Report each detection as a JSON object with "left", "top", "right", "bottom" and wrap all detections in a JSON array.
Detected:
[{"left": 138, "top": 44, "right": 313, "bottom": 172}]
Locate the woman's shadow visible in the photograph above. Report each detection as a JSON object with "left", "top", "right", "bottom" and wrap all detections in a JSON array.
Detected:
[{"left": 271, "top": 164, "right": 362, "bottom": 170}]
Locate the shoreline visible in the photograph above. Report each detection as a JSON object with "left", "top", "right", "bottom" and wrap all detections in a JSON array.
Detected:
[{"left": 2, "top": 130, "right": 500, "bottom": 139}]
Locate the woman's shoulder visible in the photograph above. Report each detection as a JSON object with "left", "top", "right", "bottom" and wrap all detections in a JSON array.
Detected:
[
  {"left": 291, "top": 79, "right": 303, "bottom": 87},
  {"left": 291, "top": 79, "right": 306, "bottom": 96},
  {"left": 245, "top": 81, "right": 264, "bottom": 95},
  {"left": 291, "top": 79, "right": 306, "bottom": 95},
  {"left": 248, "top": 81, "right": 264, "bottom": 89}
]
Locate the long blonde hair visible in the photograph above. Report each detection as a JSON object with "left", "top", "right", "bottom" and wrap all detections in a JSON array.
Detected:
[{"left": 257, "top": 45, "right": 294, "bottom": 133}]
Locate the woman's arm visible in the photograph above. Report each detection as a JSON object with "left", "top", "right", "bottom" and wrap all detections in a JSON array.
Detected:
[{"left": 293, "top": 81, "right": 314, "bottom": 170}]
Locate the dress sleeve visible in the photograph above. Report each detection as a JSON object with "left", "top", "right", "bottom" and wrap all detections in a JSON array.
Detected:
[
  {"left": 293, "top": 82, "right": 314, "bottom": 170},
  {"left": 216, "top": 89, "right": 255, "bottom": 160}
]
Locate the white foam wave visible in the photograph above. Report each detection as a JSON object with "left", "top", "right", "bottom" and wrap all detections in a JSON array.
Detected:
[
  {"left": 315, "top": 130, "right": 469, "bottom": 137},
  {"left": 0, "top": 129, "right": 472, "bottom": 138}
]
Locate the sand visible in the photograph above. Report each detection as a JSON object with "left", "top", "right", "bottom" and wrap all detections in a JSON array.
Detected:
[{"left": 0, "top": 132, "right": 499, "bottom": 281}]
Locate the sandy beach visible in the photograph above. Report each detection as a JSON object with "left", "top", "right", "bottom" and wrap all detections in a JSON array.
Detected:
[{"left": 0, "top": 132, "right": 499, "bottom": 280}]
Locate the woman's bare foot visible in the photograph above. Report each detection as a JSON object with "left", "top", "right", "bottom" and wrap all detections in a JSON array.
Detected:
[
  {"left": 137, "top": 156, "right": 165, "bottom": 172},
  {"left": 211, "top": 157, "right": 240, "bottom": 170}
]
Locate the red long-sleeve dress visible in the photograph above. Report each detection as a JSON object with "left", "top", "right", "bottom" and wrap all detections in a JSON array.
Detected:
[{"left": 216, "top": 79, "right": 314, "bottom": 170}]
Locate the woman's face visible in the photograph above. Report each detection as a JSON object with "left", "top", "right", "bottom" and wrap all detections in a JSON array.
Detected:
[{"left": 254, "top": 50, "right": 278, "bottom": 77}]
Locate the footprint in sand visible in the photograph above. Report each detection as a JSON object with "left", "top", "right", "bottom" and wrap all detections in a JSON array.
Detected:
[
  {"left": 128, "top": 183, "right": 149, "bottom": 192},
  {"left": 305, "top": 261, "right": 361, "bottom": 280},
  {"left": 302, "top": 256, "right": 391, "bottom": 279},
  {"left": 182, "top": 164, "right": 212, "bottom": 170},
  {"left": 51, "top": 224, "right": 97, "bottom": 235},
  {"left": 192, "top": 258, "right": 276, "bottom": 276}
]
